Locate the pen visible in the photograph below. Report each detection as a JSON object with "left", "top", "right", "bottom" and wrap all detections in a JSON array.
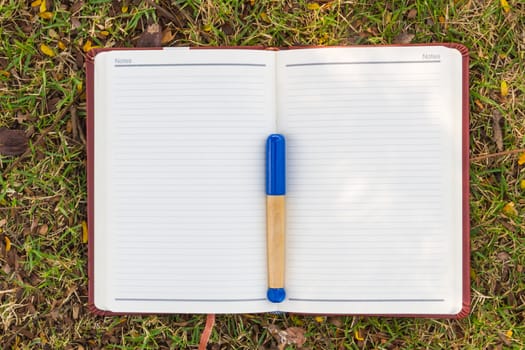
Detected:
[{"left": 266, "top": 134, "right": 286, "bottom": 303}]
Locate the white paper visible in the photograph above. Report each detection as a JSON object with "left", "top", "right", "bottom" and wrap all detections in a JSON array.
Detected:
[
  {"left": 94, "top": 49, "right": 277, "bottom": 313},
  {"left": 276, "top": 47, "right": 463, "bottom": 315}
]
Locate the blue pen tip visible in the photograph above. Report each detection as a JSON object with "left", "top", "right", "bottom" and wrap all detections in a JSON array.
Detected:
[{"left": 267, "top": 288, "right": 286, "bottom": 303}]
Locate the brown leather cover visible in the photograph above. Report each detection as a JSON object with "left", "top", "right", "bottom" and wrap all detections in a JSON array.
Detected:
[{"left": 85, "top": 44, "right": 470, "bottom": 318}]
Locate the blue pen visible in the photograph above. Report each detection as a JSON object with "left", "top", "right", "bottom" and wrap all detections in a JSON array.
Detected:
[{"left": 266, "top": 134, "right": 286, "bottom": 303}]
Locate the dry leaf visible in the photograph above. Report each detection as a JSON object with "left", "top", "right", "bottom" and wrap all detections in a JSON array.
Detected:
[
  {"left": 15, "top": 112, "right": 30, "bottom": 123},
  {"left": 4, "top": 236, "right": 11, "bottom": 252},
  {"left": 221, "top": 23, "right": 234, "bottom": 36},
  {"left": 70, "top": 0, "right": 83, "bottom": 14},
  {"left": 500, "top": 0, "right": 511, "bottom": 13},
  {"left": 0, "top": 128, "right": 28, "bottom": 156},
  {"left": 492, "top": 109, "right": 504, "bottom": 152},
  {"left": 267, "top": 325, "right": 306, "bottom": 350},
  {"left": 72, "top": 304, "right": 80, "bottom": 320},
  {"left": 328, "top": 316, "right": 343, "bottom": 327},
  {"left": 82, "top": 220, "right": 88, "bottom": 243},
  {"left": 0, "top": 218, "right": 6, "bottom": 227},
  {"left": 502, "top": 202, "right": 517, "bottom": 217},
  {"left": 497, "top": 251, "right": 511, "bottom": 261},
  {"left": 474, "top": 99, "right": 484, "bottom": 111},
  {"left": 47, "top": 29, "right": 57, "bottom": 39},
  {"left": 38, "top": 224, "right": 49, "bottom": 235},
  {"left": 500, "top": 80, "right": 509, "bottom": 97},
  {"left": 40, "top": 43, "right": 55, "bottom": 57},
  {"left": 284, "top": 327, "right": 306, "bottom": 348},
  {"left": 161, "top": 28, "right": 175, "bottom": 45},
  {"left": 31, "top": 217, "right": 39, "bottom": 233},
  {"left": 393, "top": 32, "right": 415, "bottom": 44},
  {"left": 66, "top": 119, "right": 73, "bottom": 134},
  {"left": 407, "top": 8, "right": 417, "bottom": 19},
  {"left": 137, "top": 23, "right": 162, "bottom": 47},
  {"left": 71, "top": 16, "right": 81, "bottom": 30}
]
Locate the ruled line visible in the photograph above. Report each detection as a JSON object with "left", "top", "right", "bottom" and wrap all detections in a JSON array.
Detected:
[{"left": 286, "top": 60, "right": 440, "bottom": 67}]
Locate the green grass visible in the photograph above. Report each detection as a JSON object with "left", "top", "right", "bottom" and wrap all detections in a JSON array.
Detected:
[{"left": 1, "top": 0, "right": 524, "bottom": 348}]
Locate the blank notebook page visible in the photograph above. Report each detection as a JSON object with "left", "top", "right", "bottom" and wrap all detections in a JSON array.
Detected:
[
  {"left": 276, "top": 47, "right": 463, "bottom": 314},
  {"left": 94, "top": 49, "right": 275, "bottom": 313}
]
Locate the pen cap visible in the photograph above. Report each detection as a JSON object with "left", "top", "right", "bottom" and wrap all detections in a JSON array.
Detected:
[{"left": 266, "top": 134, "right": 286, "bottom": 195}]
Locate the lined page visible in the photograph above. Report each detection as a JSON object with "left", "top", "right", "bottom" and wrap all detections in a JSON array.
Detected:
[
  {"left": 94, "top": 49, "right": 276, "bottom": 313},
  {"left": 276, "top": 47, "right": 463, "bottom": 315}
]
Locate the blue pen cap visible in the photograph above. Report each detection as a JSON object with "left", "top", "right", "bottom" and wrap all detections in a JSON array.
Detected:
[{"left": 266, "top": 134, "right": 286, "bottom": 195}]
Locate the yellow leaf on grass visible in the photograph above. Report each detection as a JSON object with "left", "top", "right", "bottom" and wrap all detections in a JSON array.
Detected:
[
  {"left": 40, "top": 43, "right": 55, "bottom": 57},
  {"left": 520, "top": 180, "right": 525, "bottom": 190},
  {"left": 57, "top": 40, "right": 66, "bottom": 50},
  {"left": 100, "top": 30, "right": 109, "bottom": 37},
  {"left": 307, "top": 2, "right": 320, "bottom": 10},
  {"left": 260, "top": 12, "right": 270, "bottom": 23},
  {"left": 31, "top": 0, "right": 41, "bottom": 7},
  {"left": 121, "top": 5, "right": 129, "bottom": 13},
  {"left": 314, "top": 316, "right": 325, "bottom": 323},
  {"left": 203, "top": 24, "right": 212, "bottom": 32},
  {"left": 354, "top": 329, "right": 364, "bottom": 341},
  {"left": 290, "top": 315, "right": 304, "bottom": 326},
  {"left": 500, "top": 0, "right": 511, "bottom": 13},
  {"left": 501, "top": 80, "right": 509, "bottom": 97},
  {"left": 4, "top": 236, "right": 11, "bottom": 252},
  {"left": 82, "top": 220, "right": 88, "bottom": 243},
  {"left": 39, "top": 11, "right": 53, "bottom": 19},
  {"left": 518, "top": 152, "right": 525, "bottom": 165},
  {"left": 502, "top": 202, "right": 517, "bottom": 217},
  {"left": 82, "top": 39, "right": 92, "bottom": 53},
  {"left": 0, "top": 70, "right": 10, "bottom": 78},
  {"left": 40, "top": 0, "right": 47, "bottom": 13},
  {"left": 506, "top": 330, "right": 513, "bottom": 338},
  {"left": 385, "top": 11, "right": 392, "bottom": 24}
]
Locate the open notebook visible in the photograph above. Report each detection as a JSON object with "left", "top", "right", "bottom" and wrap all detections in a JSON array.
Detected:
[{"left": 86, "top": 45, "right": 470, "bottom": 317}]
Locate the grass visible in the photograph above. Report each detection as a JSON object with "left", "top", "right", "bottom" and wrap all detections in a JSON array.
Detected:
[{"left": 1, "top": 0, "right": 524, "bottom": 348}]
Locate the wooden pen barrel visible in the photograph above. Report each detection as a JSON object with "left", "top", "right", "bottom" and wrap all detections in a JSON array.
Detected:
[{"left": 267, "top": 195, "right": 285, "bottom": 288}]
